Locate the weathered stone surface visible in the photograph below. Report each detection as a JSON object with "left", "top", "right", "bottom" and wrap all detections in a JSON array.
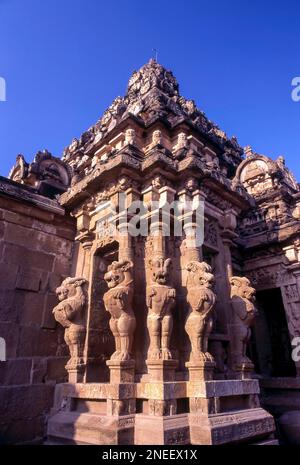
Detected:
[
  {"left": 3, "top": 243, "right": 55, "bottom": 271},
  {"left": 0, "top": 359, "right": 32, "bottom": 385}
]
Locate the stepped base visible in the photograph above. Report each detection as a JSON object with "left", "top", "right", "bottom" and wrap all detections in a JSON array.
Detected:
[
  {"left": 46, "top": 379, "right": 277, "bottom": 445},
  {"left": 47, "top": 411, "right": 135, "bottom": 445}
]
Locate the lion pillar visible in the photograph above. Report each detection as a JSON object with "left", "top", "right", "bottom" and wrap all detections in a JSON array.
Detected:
[
  {"left": 229, "top": 276, "right": 258, "bottom": 379},
  {"left": 184, "top": 261, "right": 216, "bottom": 381},
  {"left": 52, "top": 277, "right": 88, "bottom": 383},
  {"left": 103, "top": 259, "right": 136, "bottom": 384},
  {"left": 145, "top": 220, "right": 177, "bottom": 383}
]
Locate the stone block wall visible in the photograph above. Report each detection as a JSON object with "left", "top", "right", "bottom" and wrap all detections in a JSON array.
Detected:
[{"left": 0, "top": 178, "right": 76, "bottom": 444}]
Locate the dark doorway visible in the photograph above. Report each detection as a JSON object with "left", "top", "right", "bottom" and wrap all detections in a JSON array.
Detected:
[{"left": 248, "top": 288, "right": 296, "bottom": 377}]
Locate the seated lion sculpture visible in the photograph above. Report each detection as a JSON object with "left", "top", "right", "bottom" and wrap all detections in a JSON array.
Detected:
[
  {"left": 53, "top": 277, "right": 87, "bottom": 371},
  {"left": 103, "top": 259, "right": 136, "bottom": 361}
]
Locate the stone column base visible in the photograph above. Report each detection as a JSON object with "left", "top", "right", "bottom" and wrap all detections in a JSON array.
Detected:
[
  {"left": 67, "top": 366, "right": 85, "bottom": 383},
  {"left": 146, "top": 359, "right": 178, "bottom": 382},
  {"left": 106, "top": 359, "right": 135, "bottom": 383},
  {"left": 186, "top": 360, "right": 215, "bottom": 381},
  {"left": 134, "top": 413, "right": 189, "bottom": 445}
]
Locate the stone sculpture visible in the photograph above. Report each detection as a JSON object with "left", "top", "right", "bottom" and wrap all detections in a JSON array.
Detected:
[
  {"left": 103, "top": 259, "right": 136, "bottom": 361},
  {"left": 146, "top": 257, "right": 176, "bottom": 360},
  {"left": 53, "top": 277, "right": 87, "bottom": 371},
  {"left": 230, "top": 276, "right": 258, "bottom": 369},
  {"left": 185, "top": 261, "right": 216, "bottom": 362}
]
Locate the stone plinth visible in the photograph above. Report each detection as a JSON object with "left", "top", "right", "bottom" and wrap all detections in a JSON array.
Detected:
[
  {"left": 146, "top": 359, "right": 177, "bottom": 382},
  {"left": 187, "top": 379, "right": 277, "bottom": 445},
  {"left": 189, "top": 407, "right": 276, "bottom": 445},
  {"left": 67, "top": 366, "right": 85, "bottom": 384},
  {"left": 46, "top": 379, "right": 278, "bottom": 445},
  {"left": 47, "top": 412, "right": 135, "bottom": 445},
  {"left": 186, "top": 360, "right": 215, "bottom": 381},
  {"left": 231, "top": 361, "right": 254, "bottom": 380},
  {"left": 46, "top": 383, "right": 136, "bottom": 445},
  {"left": 106, "top": 360, "right": 135, "bottom": 383},
  {"left": 134, "top": 413, "right": 189, "bottom": 445}
]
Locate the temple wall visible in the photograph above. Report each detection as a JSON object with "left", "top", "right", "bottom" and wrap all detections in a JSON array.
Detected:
[{"left": 0, "top": 177, "right": 76, "bottom": 444}]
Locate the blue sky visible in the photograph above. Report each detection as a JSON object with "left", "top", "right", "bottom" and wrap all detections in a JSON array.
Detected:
[{"left": 0, "top": 0, "right": 299, "bottom": 180}]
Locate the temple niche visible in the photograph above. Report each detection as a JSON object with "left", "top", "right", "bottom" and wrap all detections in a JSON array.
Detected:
[{"left": 3, "top": 60, "right": 300, "bottom": 445}]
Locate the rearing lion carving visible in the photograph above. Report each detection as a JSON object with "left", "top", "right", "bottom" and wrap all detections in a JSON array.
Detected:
[
  {"left": 185, "top": 261, "right": 216, "bottom": 363},
  {"left": 146, "top": 257, "right": 176, "bottom": 360},
  {"left": 53, "top": 277, "right": 87, "bottom": 371},
  {"left": 103, "top": 259, "right": 136, "bottom": 361},
  {"left": 230, "top": 276, "right": 258, "bottom": 369}
]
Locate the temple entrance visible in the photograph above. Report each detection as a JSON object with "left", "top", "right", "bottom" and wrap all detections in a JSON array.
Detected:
[{"left": 249, "top": 288, "right": 296, "bottom": 377}]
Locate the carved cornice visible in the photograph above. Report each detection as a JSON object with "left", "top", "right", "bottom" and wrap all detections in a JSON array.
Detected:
[{"left": 0, "top": 175, "right": 65, "bottom": 215}]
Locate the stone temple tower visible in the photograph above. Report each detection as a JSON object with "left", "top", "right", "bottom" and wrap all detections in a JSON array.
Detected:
[
  {"left": 43, "top": 60, "right": 279, "bottom": 444},
  {"left": 4, "top": 57, "right": 300, "bottom": 445}
]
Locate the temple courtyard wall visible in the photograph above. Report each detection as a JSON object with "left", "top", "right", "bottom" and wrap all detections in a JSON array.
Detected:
[{"left": 0, "top": 176, "right": 75, "bottom": 444}]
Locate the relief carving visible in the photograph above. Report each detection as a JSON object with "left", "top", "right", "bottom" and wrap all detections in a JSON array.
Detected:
[
  {"left": 146, "top": 257, "right": 176, "bottom": 360},
  {"left": 53, "top": 277, "right": 87, "bottom": 371},
  {"left": 185, "top": 261, "right": 216, "bottom": 362},
  {"left": 103, "top": 260, "right": 136, "bottom": 361}
]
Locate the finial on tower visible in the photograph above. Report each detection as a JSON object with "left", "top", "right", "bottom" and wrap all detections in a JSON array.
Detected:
[{"left": 152, "top": 48, "right": 158, "bottom": 62}]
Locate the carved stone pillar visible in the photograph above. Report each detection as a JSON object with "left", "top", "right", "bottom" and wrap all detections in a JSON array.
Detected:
[
  {"left": 146, "top": 221, "right": 177, "bottom": 381},
  {"left": 184, "top": 261, "right": 216, "bottom": 381},
  {"left": 117, "top": 222, "right": 134, "bottom": 262},
  {"left": 179, "top": 184, "right": 205, "bottom": 264},
  {"left": 52, "top": 277, "right": 88, "bottom": 383},
  {"left": 229, "top": 276, "right": 258, "bottom": 379},
  {"left": 103, "top": 259, "right": 136, "bottom": 384}
]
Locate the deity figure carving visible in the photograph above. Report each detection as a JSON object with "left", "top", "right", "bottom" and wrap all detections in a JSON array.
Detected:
[
  {"left": 151, "top": 174, "right": 165, "bottom": 190},
  {"left": 103, "top": 260, "right": 136, "bottom": 361},
  {"left": 125, "top": 128, "right": 136, "bottom": 146},
  {"left": 230, "top": 276, "right": 258, "bottom": 368},
  {"left": 152, "top": 129, "right": 162, "bottom": 146},
  {"left": 185, "top": 177, "right": 198, "bottom": 193},
  {"left": 53, "top": 277, "right": 87, "bottom": 371},
  {"left": 146, "top": 257, "right": 176, "bottom": 360},
  {"left": 185, "top": 261, "right": 216, "bottom": 362}
]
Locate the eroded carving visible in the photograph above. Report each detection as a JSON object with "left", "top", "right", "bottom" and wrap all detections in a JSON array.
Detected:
[
  {"left": 103, "top": 260, "right": 136, "bottom": 361},
  {"left": 53, "top": 277, "right": 87, "bottom": 371},
  {"left": 146, "top": 257, "right": 176, "bottom": 360},
  {"left": 230, "top": 276, "right": 258, "bottom": 370},
  {"left": 185, "top": 261, "right": 216, "bottom": 362}
]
